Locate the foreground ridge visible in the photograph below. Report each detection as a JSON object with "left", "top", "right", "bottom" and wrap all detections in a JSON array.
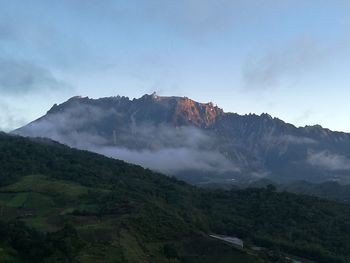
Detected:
[{"left": 0, "top": 132, "right": 350, "bottom": 262}]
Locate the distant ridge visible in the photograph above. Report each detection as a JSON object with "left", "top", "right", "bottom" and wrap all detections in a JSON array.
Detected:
[{"left": 14, "top": 93, "right": 350, "bottom": 185}]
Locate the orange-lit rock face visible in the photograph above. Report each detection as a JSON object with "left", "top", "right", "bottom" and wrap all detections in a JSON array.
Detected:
[
  {"left": 46, "top": 94, "right": 224, "bottom": 129},
  {"left": 172, "top": 98, "right": 223, "bottom": 127}
]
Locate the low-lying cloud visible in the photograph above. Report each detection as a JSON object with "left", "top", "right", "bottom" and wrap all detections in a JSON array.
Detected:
[
  {"left": 92, "top": 146, "right": 237, "bottom": 174},
  {"left": 14, "top": 102, "right": 238, "bottom": 174},
  {"left": 278, "top": 135, "right": 317, "bottom": 145},
  {"left": 263, "top": 134, "right": 317, "bottom": 146},
  {"left": 0, "top": 101, "right": 27, "bottom": 132},
  {"left": 307, "top": 150, "right": 350, "bottom": 171}
]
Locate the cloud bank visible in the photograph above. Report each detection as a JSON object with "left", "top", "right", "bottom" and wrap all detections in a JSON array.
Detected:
[
  {"left": 0, "top": 101, "right": 27, "bottom": 132},
  {"left": 14, "top": 103, "right": 238, "bottom": 174},
  {"left": 307, "top": 151, "right": 350, "bottom": 171}
]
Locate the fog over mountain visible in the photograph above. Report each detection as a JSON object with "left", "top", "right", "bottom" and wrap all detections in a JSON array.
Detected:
[{"left": 13, "top": 93, "right": 350, "bottom": 185}]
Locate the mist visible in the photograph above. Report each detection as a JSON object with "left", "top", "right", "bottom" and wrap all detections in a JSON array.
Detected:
[
  {"left": 307, "top": 150, "right": 350, "bottom": 171},
  {"left": 14, "top": 103, "right": 238, "bottom": 175}
]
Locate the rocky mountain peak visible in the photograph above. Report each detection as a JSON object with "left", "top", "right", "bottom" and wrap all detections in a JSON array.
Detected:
[
  {"left": 171, "top": 96, "right": 223, "bottom": 127},
  {"left": 46, "top": 93, "right": 224, "bottom": 128},
  {"left": 13, "top": 93, "right": 350, "bottom": 185}
]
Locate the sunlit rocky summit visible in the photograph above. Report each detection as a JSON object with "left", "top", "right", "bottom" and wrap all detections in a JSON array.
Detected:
[{"left": 14, "top": 93, "right": 350, "bottom": 185}]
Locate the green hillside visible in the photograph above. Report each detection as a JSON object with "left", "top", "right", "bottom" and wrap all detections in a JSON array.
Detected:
[{"left": 0, "top": 133, "right": 350, "bottom": 262}]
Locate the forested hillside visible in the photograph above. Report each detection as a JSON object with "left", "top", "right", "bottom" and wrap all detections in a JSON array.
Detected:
[{"left": 1, "top": 133, "right": 350, "bottom": 262}]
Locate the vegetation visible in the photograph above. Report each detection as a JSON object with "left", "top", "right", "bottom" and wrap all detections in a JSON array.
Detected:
[
  {"left": 230, "top": 178, "right": 350, "bottom": 203},
  {"left": 1, "top": 133, "right": 350, "bottom": 262}
]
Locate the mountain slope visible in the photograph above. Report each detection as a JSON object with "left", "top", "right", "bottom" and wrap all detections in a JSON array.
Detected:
[
  {"left": 14, "top": 93, "right": 350, "bottom": 185},
  {"left": 1, "top": 133, "right": 350, "bottom": 262}
]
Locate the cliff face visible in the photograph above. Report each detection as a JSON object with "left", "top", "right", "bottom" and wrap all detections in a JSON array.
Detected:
[
  {"left": 46, "top": 94, "right": 223, "bottom": 128},
  {"left": 14, "top": 93, "right": 350, "bottom": 185},
  {"left": 172, "top": 97, "right": 223, "bottom": 127}
]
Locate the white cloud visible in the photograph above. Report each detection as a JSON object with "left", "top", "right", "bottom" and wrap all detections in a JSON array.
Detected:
[
  {"left": 14, "top": 102, "right": 239, "bottom": 174},
  {"left": 307, "top": 150, "right": 350, "bottom": 171}
]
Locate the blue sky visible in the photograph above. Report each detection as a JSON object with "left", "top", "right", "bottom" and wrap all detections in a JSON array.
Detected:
[{"left": 1, "top": 0, "right": 350, "bottom": 131}]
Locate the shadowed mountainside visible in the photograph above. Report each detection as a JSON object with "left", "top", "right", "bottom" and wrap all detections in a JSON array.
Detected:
[{"left": 14, "top": 93, "right": 350, "bottom": 185}]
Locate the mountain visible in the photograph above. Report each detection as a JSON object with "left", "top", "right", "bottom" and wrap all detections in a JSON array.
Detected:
[
  {"left": 1, "top": 132, "right": 350, "bottom": 262},
  {"left": 14, "top": 93, "right": 350, "bottom": 185}
]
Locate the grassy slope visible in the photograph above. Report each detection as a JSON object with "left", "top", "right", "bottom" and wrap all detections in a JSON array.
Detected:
[{"left": 0, "top": 175, "right": 259, "bottom": 263}]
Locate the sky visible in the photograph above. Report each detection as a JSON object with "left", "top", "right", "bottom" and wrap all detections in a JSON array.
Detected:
[{"left": 1, "top": 0, "right": 350, "bottom": 132}]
